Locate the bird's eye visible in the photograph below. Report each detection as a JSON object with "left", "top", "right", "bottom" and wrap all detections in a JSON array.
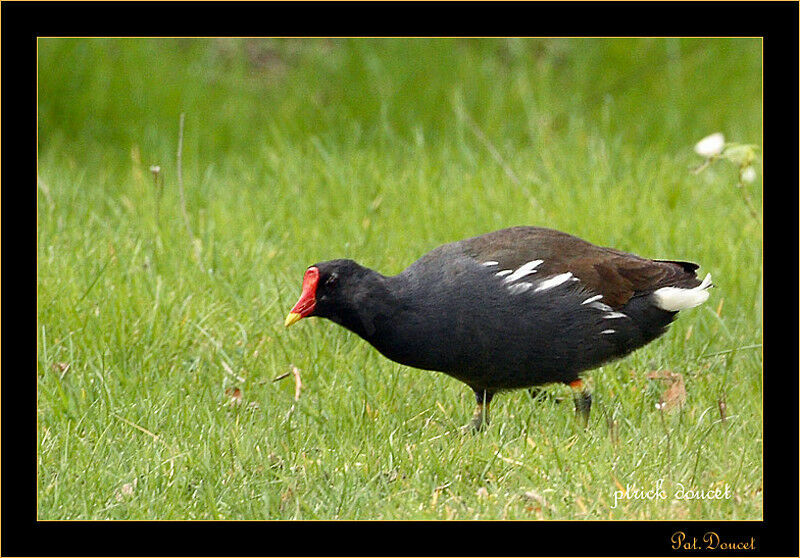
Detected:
[{"left": 326, "top": 273, "right": 338, "bottom": 287}]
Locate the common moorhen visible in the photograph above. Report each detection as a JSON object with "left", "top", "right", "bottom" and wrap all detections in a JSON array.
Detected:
[{"left": 285, "top": 226, "right": 712, "bottom": 430}]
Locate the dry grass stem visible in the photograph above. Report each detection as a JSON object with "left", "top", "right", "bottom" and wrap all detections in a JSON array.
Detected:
[{"left": 291, "top": 365, "right": 303, "bottom": 401}]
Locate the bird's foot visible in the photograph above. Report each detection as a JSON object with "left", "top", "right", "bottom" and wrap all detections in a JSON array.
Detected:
[
  {"left": 574, "top": 392, "right": 592, "bottom": 428},
  {"left": 570, "top": 380, "right": 592, "bottom": 428},
  {"left": 462, "top": 403, "right": 489, "bottom": 433}
]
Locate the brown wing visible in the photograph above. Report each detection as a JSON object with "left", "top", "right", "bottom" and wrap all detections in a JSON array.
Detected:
[{"left": 462, "top": 226, "right": 702, "bottom": 309}]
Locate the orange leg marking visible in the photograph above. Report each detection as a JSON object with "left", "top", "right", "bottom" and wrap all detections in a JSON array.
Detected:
[{"left": 569, "top": 379, "right": 584, "bottom": 390}]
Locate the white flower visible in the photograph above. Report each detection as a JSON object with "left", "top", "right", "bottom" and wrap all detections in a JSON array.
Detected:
[
  {"left": 741, "top": 166, "right": 757, "bottom": 183},
  {"left": 694, "top": 133, "right": 725, "bottom": 157}
]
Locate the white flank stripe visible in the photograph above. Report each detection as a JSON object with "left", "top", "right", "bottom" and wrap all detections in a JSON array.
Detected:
[
  {"left": 590, "top": 301, "right": 613, "bottom": 312},
  {"left": 653, "top": 272, "right": 713, "bottom": 311},
  {"left": 581, "top": 294, "right": 603, "bottom": 305},
  {"left": 601, "top": 329, "right": 615, "bottom": 334},
  {"left": 604, "top": 312, "right": 628, "bottom": 319},
  {"left": 482, "top": 261, "right": 499, "bottom": 267},
  {"left": 507, "top": 282, "right": 533, "bottom": 295},
  {"left": 502, "top": 259, "right": 544, "bottom": 283},
  {"left": 496, "top": 269, "right": 513, "bottom": 277},
  {"left": 534, "top": 272, "right": 574, "bottom": 292}
]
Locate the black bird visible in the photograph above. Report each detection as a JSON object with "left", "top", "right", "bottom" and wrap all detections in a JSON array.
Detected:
[{"left": 285, "top": 226, "right": 712, "bottom": 430}]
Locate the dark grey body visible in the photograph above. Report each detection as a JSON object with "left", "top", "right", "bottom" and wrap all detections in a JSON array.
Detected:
[
  {"left": 311, "top": 227, "right": 691, "bottom": 395},
  {"left": 362, "top": 251, "right": 674, "bottom": 392}
]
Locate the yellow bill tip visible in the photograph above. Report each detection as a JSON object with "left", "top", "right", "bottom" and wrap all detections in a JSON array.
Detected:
[{"left": 284, "top": 312, "right": 303, "bottom": 328}]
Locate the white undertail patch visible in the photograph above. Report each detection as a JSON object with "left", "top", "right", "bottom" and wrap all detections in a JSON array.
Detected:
[
  {"left": 496, "top": 269, "right": 513, "bottom": 277},
  {"left": 653, "top": 273, "right": 713, "bottom": 311},
  {"left": 503, "top": 259, "right": 543, "bottom": 283},
  {"left": 534, "top": 272, "right": 574, "bottom": 292}
]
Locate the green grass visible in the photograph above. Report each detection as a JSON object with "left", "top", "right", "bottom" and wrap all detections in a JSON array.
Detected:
[{"left": 37, "top": 38, "right": 762, "bottom": 520}]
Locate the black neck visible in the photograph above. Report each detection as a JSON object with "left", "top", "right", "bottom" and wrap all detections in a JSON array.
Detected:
[
  {"left": 333, "top": 272, "right": 441, "bottom": 370},
  {"left": 320, "top": 269, "right": 403, "bottom": 341}
]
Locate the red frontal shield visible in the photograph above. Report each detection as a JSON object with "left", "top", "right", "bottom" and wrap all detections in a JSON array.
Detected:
[{"left": 285, "top": 267, "right": 320, "bottom": 326}]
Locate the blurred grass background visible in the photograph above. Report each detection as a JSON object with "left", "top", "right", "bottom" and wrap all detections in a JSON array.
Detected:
[{"left": 38, "top": 38, "right": 762, "bottom": 520}]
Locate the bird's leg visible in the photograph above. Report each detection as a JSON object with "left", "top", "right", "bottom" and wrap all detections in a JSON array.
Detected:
[
  {"left": 569, "top": 379, "right": 592, "bottom": 427},
  {"left": 466, "top": 390, "right": 494, "bottom": 432}
]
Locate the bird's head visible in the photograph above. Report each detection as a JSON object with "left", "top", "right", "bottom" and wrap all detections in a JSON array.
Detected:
[{"left": 284, "top": 259, "right": 371, "bottom": 328}]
